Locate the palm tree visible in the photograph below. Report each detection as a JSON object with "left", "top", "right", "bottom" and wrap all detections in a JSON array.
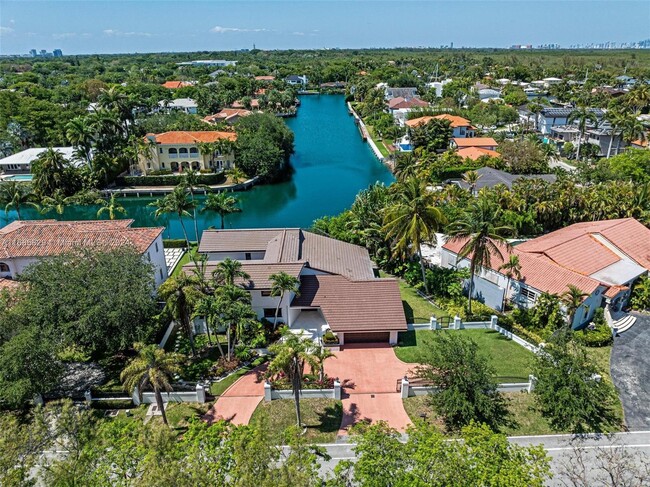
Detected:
[
  {"left": 311, "top": 346, "right": 335, "bottom": 383},
  {"left": 528, "top": 101, "right": 544, "bottom": 131},
  {"left": 226, "top": 167, "right": 247, "bottom": 184},
  {"left": 215, "top": 285, "right": 256, "bottom": 359},
  {"left": 568, "top": 107, "right": 598, "bottom": 161},
  {"left": 193, "top": 296, "right": 221, "bottom": 352},
  {"left": 462, "top": 170, "right": 482, "bottom": 195},
  {"left": 269, "top": 271, "right": 301, "bottom": 329},
  {"left": 447, "top": 199, "right": 513, "bottom": 315},
  {"left": 120, "top": 343, "right": 184, "bottom": 426},
  {"left": 158, "top": 273, "right": 202, "bottom": 356},
  {"left": 626, "top": 84, "right": 650, "bottom": 113},
  {"left": 65, "top": 116, "right": 95, "bottom": 170},
  {"left": 96, "top": 193, "right": 126, "bottom": 220},
  {"left": 212, "top": 257, "right": 250, "bottom": 287},
  {"left": 382, "top": 177, "right": 446, "bottom": 294},
  {"left": 31, "top": 148, "right": 68, "bottom": 198},
  {"left": 181, "top": 169, "right": 209, "bottom": 242},
  {"left": 149, "top": 186, "right": 196, "bottom": 247},
  {"left": 561, "top": 284, "right": 588, "bottom": 328},
  {"left": 201, "top": 192, "right": 242, "bottom": 230},
  {"left": 0, "top": 181, "right": 39, "bottom": 220},
  {"left": 267, "top": 332, "right": 319, "bottom": 427},
  {"left": 40, "top": 190, "right": 76, "bottom": 215},
  {"left": 620, "top": 112, "right": 647, "bottom": 150},
  {"left": 498, "top": 254, "right": 522, "bottom": 311},
  {"left": 604, "top": 109, "right": 626, "bottom": 158}
]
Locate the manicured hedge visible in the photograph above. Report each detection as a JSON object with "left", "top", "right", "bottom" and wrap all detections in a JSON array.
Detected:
[
  {"left": 117, "top": 172, "right": 226, "bottom": 187},
  {"left": 163, "top": 239, "right": 189, "bottom": 248},
  {"left": 435, "top": 165, "right": 481, "bottom": 181},
  {"left": 91, "top": 399, "right": 134, "bottom": 410}
]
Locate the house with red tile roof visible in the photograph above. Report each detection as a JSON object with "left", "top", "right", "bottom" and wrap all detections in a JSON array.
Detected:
[
  {"left": 406, "top": 114, "right": 476, "bottom": 138},
  {"left": 161, "top": 81, "right": 195, "bottom": 89},
  {"left": 0, "top": 220, "right": 167, "bottom": 287},
  {"left": 138, "top": 131, "right": 237, "bottom": 174},
  {"left": 203, "top": 108, "right": 252, "bottom": 125},
  {"left": 441, "top": 218, "right": 650, "bottom": 328},
  {"left": 451, "top": 137, "right": 499, "bottom": 150},
  {"left": 187, "top": 228, "right": 407, "bottom": 344}
]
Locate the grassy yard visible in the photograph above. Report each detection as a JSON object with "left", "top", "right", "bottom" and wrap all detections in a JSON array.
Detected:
[
  {"left": 250, "top": 398, "right": 343, "bottom": 444},
  {"left": 171, "top": 244, "right": 198, "bottom": 278},
  {"left": 380, "top": 272, "right": 448, "bottom": 323},
  {"left": 396, "top": 329, "right": 533, "bottom": 382},
  {"left": 116, "top": 402, "right": 209, "bottom": 431},
  {"left": 403, "top": 392, "right": 555, "bottom": 436},
  {"left": 585, "top": 345, "right": 625, "bottom": 425},
  {"left": 209, "top": 356, "right": 268, "bottom": 397}
]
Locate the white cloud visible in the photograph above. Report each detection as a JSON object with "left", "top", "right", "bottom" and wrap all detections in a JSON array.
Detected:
[
  {"left": 103, "top": 29, "right": 152, "bottom": 37},
  {"left": 0, "top": 26, "right": 14, "bottom": 36},
  {"left": 211, "top": 25, "right": 270, "bottom": 34}
]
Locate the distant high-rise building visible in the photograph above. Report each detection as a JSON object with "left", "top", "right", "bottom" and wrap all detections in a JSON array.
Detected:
[
  {"left": 40, "top": 49, "right": 47, "bottom": 56},
  {"left": 53, "top": 49, "right": 63, "bottom": 57},
  {"left": 29, "top": 49, "right": 37, "bottom": 57}
]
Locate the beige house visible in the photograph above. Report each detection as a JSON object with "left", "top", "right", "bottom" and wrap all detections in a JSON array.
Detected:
[{"left": 139, "top": 131, "right": 237, "bottom": 174}]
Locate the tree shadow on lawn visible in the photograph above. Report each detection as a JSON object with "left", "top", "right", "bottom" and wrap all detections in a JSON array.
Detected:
[
  {"left": 309, "top": 402, "right": 344, "bottom": 434},
  {"left": 402, "top": 300, "right": 415, "bottom": 323}
]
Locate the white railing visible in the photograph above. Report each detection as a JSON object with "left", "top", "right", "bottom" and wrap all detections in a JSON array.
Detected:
[
  {"left": 264, "top": 380, "right": 341, "bottom": 402},
  {"left": 401, "top": 375, "right": 536, "bottom": 399}
]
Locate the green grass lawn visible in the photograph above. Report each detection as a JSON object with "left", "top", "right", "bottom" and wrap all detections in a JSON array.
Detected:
[
  {"left": 585, "top": 345, "right": 625, "bottom": 425},
  {"left": 380, "top": 272, "right": 448, "bottom": 323},
  {"left": 171, "top": 244, "right": 198, "bottom": 278},
  {"left": 396, "top": 329, "right": 533, "bottom": 382},
  {"left": 250, "top": 398, "right": 343, "bottom": 444},
  {"left": 209, "top": 356, "right": 268, "bottom": 397}
]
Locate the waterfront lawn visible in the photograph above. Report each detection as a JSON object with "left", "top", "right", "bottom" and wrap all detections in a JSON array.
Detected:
[
  {"left": 380, "top": 272, "right": 447, "bottom": 323},
  {"left": 366, "top": 125, "right": 390, "bottom": 157},
  {"left": 250, "top": 398, "right": 343, "bottom": 444},
  {"left": 402, "top": 392, "right": 555, "bottom": 436},
  {"left": 396, "top": 329, "right": 533, "bottom": 383}
]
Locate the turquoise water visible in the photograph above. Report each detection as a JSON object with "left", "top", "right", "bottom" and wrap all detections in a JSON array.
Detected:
[
  {"left": 6, "top": 174, "right": 33, "bottom": 181},
  {"left": 1, "top": 95, "right": 395, "bottom": 239}
]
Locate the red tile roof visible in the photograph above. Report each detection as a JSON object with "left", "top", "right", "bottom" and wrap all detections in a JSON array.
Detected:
[
  {"left": 161, "top": 81, "right": 193, "bottom": 89},
  {"left": 149, "top": 131, "right": 237, "bottom": 145},
  {"left": 203, "top": 109, "right": 252, "bottom": 124},
  {"left": 456, "top": 147, "right": 501, "bottom": 161},
  {"left": 292, "top": 275, "right": 407, "bottom": 333},
  {"left": 452, "top": 137, "right": 498, "bottom": 148},
  {"left": 255, "top": 76, "right": 275, "bottom": 81},
  {"left": 0, "top": 220, "right": 163, "bottom": 258},
  {"left": 388, "top": 97, "right": 429, "bottom": 110}
]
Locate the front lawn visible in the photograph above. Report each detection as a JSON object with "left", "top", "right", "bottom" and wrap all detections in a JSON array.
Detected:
[
  {"left": 209, "top": 356, "right": 268, "bottom": 397},
  {"left": 250, "top": 398, "right": 343, "bottom": 444},
  {"left": 396, "top": 329, "right": 533, "bottom": 382},
  {"left": 380, "top": 272, "right": 448, "bottom": 323}
]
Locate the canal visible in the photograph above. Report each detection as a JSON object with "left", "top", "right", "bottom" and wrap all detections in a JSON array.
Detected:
[{"left": 1, "top": 95, "right": 395, "bottom": 240}]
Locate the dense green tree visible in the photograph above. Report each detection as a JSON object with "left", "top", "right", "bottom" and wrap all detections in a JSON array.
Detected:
[
  {"left": 158, "top": 272, "right": 202, "bottom": 356},
  {"left": 201, "top": 192, "right": 242, "bottom": 230},
  {"left": 0, "top": 181, "right": 39, "bottom": 220}
]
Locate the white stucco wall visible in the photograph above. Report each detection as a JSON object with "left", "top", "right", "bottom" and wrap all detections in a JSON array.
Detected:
[
  {"left": 205, "top": 251, "right": 266, "bottom": 262},
  {"left": 250, "top": 290, "right": 294, "bottom": 323},
  {"left": 145, "top": 235, "right": 168, "bottom": 287}
]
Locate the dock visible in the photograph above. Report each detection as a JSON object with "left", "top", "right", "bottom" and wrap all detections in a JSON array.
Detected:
[{"left": 103, "top": 176, "right": 259, "bottom": 198}]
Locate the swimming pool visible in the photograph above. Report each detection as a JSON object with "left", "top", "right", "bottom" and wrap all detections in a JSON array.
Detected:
[{"left": 4, "top": 174, "right": 33, "bottom": 181}]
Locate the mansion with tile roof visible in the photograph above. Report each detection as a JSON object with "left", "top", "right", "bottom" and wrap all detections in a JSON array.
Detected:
[
  {"left": 138, "top": 131, "right": 237, "bottom": 175},
  {"left": 186, "top": 228, "right": 407, "bottom": 344},
  {"left": 442, "top": 218, "right": 650, "bottom": 328},
  {"left": 0, "top": 220, "right": 167, "bottom": 287}
]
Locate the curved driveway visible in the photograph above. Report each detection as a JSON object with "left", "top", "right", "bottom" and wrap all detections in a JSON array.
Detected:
[{"left": 611, "top": 313, "right": 650, "bottom": 430}]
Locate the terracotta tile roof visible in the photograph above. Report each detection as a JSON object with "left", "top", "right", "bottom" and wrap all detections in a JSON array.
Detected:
[
  {"left": 161, "top": 81, "right": 193, "bottom": 89},
  {"left": 183, "top": 261, "right": 304, "bottom": 290},
  {"left": 405, "top": 116, "right": 435, "bottom": 128},
  {"left": 452, "top": 137, "right": 498, "bottom": 148},
  {"left": 231, "top": 99, "right": 260, "bottom": 109},
  {"left": 604, "top": 285, "right": 628, "bottom": 299},
  {"left": 456, "top": 147, "right": 501, "bottom": 161},
  {"left": 542, "top": 234, "right": 620, "bottom": 276},
  {"left": 149, "top": 131, "right": 237, "bottom": 145},
  {"left": 202, "top": 109, "right": 252, "bottom": 124},
  {"left": 0, "top": 220, "right": 163, "bottom": 258},
  {"left": 198, "top": 229, "right": 376, "bottom": 280},
  {"left": 292, "top": 275, "right": 407, "bottom": 333},
  {"left": 255, "top": 75, "right": 275, "bottom": 81},
  {"left": 388, "top": 97, "right": 429, "bottom": 110}
]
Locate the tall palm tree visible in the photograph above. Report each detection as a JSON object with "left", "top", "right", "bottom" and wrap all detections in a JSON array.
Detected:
[
  {"left": 0, "top": 181, "right": 39, "bottom": 220},
  {"left": 382, "top": 177, "right": 446, "bottom": 294},
  {"left": 498, "top": 254, "right": 522, "bottom": 312},
  {"left": 96, "top": 193, "right": 126, "bottom": 220},
  {"left": 528, "top": 101, "right": 544, "bottom": 131},
  {"left": 568, "top": 107, "right": 598, "bottom": 161},
  {"left": 39, "top": 190, "right": 76, "bottom": 215},
  {"left": 604, "top": 109, "right": 626, "bottom": 158},
  {"left": 447, "top": 199, "right": 513, "bottom": 315},
  {"left": 267, "top": 331, "right": 319, "bottom": 427},
  {"left": 181, "top": 169, "right": 209, "bottom": 242},
  {"left": 626, "top": 84, "right": 650, "bottom": 113},
  {"left": 620, "top": 112, "right": 647, "bottom": 150},
  {"left": 120, "top": 343, "right": 184, "bottom": 426},
  {"left": 65, "top": 116, "right": 95, "bottom": 170},
  {"left": 158, "top": 273, "right": 202, "bottom": 356},
  {"left": 269, "top": 271, "right": 301, "bottom": 329},
  {"left": 149, "top": 186, "right": 196, "bottom": 247},
  {"left": 31, "top": 148, "right": 68, "bottom": 198},
  {"left": 462, "top": 170, "right": 482, "bottom": 195},
  {"left": 192, "top": 296, "right": 221, "bottom": 352},
  {"left": 561, "top": 285, "right": 588, "bottom": 328},
  {"left": 212, "top": 257, "right": 250, "bottom": 287},
  {"left": 201, "top": 192, "right": 242, "bottom": 230},
  {"left": 215, "top": 285, "right": 255, "bottom": 359}
]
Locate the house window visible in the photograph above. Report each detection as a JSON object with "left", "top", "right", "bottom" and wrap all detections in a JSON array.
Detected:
[
  {"left": 179, "top": 148, "right": 189, "bottom": 158},
  {"left": 264, "top": 308, "right": 281, "bottom": 318},
  {"left": 159, "top": 269, "right": 163, "bottom": 280},
  {"left": 159, "top": 148, "right": 163, "bottom": 154},
  {"left": 168, "top": 148, "right": 178, "bottom": 158},
  {"left": 161, "top": 163, "right": 165, "bottom": 168},
  {"left": 261, "top": 290, "right": 272, "bottom": 297},
  {"left": 245, "top": 253, "right": 252, "bottom": 260},
  {"left": 0, "top": 263, "right": 8, "bottom": 272},
  {"left": 520, "top": 287, "right": 537, "bottom": 303},
  {"left": 189, "top": 147, "right": 199, "bottom": 157},
  {"left": 155, "top": 242, "right": 159, "bottom": 253}
]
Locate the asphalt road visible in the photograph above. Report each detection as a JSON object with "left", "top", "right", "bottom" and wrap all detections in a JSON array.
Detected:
[{"left": 309, "top": 431, "right": 650, "bottom": 486}]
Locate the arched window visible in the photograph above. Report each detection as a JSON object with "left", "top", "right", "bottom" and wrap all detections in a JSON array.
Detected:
[
  {"left": 189, "top": 147, "right": 199, "bottom": 157},
  {"left": 179, "top": 148, "right": 189, "bottom": 158},
  {"left": 0, "top": 263, "right": 9, "bottom": 272},
  {"left": 168, "top": 148, "right": 178, "bottom": 158}
]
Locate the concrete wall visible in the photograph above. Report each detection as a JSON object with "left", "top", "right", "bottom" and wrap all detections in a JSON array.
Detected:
[
  {"left": 265, "top": 380, "right": 341, "bottom": 402},
  {"left": 131, "top": 384, "right": 207, "bottom": 405},
  {"left": 205, "top": 251, "right": 266, "bottom": 262}
]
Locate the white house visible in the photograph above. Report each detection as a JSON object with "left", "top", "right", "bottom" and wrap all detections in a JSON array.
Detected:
[
  {"left": 0, "top": 147, "right": 84, "bottom": 175},
  {"left": 285, "top": 75, "right": 308, "bottom": 86},
  {"left": 0, "top": 220, "right": 168, "bottom": 287},
  {"left": 157, "top": 98, "right": 198, "bottom": 115},
  {"left": 537, "top": 107, "right": 604, "bottom": 135}
]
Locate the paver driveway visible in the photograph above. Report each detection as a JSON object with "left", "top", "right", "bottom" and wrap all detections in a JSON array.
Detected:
[
  {"left": 204, "top": 363, "right": 268, "bottom": 425},
  {"left": 324, "top": 343, "right": 414, "bottom": 434},
  {"left": 611, "top": 313, "right": 650, "bottom": 430}
]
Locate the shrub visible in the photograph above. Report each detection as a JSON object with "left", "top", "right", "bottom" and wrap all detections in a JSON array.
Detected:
[
  {"left": 210, "top": 357, "right": 241, "bottom": 378},
  {"left": 162, "top": 239, "right": 189, "bottom": 248},
  {"left": 574, "top": 317, "right": 613, "bottom": 348},
  {"left": 442, "top": 299, "right": 494, "bottom": 321},
  {"left": 234, "top": 344, "right": 253, "bottom": 362},
  {"left": 117, "top": 172, "right": 226, "bottom": 187},
  {"left": 149, "top": 169, "right": 172, "bottom": 176},
  {"left": 182, "top": 358, "right": 214, "bottom": 381},
  {"left": 91, "top": 399, "right": 134, "bottom": 410},
  {"left": 323, "top": 330, "right": 339, "bottom": 344}
]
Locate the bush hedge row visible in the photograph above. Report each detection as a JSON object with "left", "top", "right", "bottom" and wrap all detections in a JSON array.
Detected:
[
  {"left": 162, "top": 239, "right": 189, "bottom": 248},
  {"left": 117, "top": 172, "right": 226, "bottom": 187}
]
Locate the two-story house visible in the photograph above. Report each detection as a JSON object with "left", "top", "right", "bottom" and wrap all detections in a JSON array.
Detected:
[
  {"left": 138, "top": 131, "right": 237, "bottom": 174},
  {"left": 406, "top": 114, "right": 476, "bottom": 138},
  {"left": 537, "top": 107, "right": 604, "bottom": 135}
]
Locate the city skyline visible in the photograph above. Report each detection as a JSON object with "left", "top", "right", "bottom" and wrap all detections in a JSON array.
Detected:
[{"left": 1, "top": 0, "right": 649, "bottom": 55}]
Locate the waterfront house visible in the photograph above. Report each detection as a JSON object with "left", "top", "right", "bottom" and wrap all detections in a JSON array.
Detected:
[
  {"left": 285, "top": 75, "right": 308, "bottom": 86},
  {"left": 189, "top": 228, "right": 407, "bottom": 344},
  {"left": 203, "top": 108, "right": 252, "bottom": 125},
  {"left": 406, "top": 114, "right": 476, "bottom": 138},
  {"left": 0, "top": 220, "right": 168, "bottom": 287},
  {"left": 451, "top": 137, "right": 498, "bottom": 151},
  {"left": 138, "top": 131, "right": 237, "bottom": 174},
  {"left": 445, "top": 166, "right": 555, "bottom": 195},
  {"left": 385, "top": 87, "right": 418, "bottom": 100},
  {"left": 388, "top": 97, "right": 429, "bottom": 125},
  {"left": 0, "top": 147, "right": 84, "bottom": 175},
  {"left": 157, "top": 98, "right": 198, "bottom": 115},
  {"left": 441, "top": 218, "right": 650, "bottom": 329}
]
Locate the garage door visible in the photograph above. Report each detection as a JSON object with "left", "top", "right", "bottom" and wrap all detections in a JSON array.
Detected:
[{"left": 344, "top": 332, "right": 390, "bottom": 343}]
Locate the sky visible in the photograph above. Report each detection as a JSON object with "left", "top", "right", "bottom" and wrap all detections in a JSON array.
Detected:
[{"left": 0, "top": 0, "right": 649, "bottom": 55}]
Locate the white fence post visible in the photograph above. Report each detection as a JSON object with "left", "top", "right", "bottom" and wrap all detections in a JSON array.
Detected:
[
  {"left": 196, "top": 383, "right": 206, "bottom": 403},
  {"left": 132, "top": 386, "right": 141, "bottom": 406},
  {"left": 264, "top": 381, "right": 273, "bottom": 402},
  {"left": 401, "top": 377, "right": 410, "bottom": 399},
  {"left": 528, "top": 375, "right": 536, "bottom": 393},
  {"left": 490, "top": 315, "right": 498, "bottom": 329},
  {"left": 84, "top": 390, "right": 92, "bottom": 404},
  {"left": 430, "top": 316, "right": 440, "bottom": 330},
  {"left": 454, "top": 315, "right": 463, "bottom": 330},
  {"left": 334, "top": 379, "right": 341, "bottom": 400}
]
